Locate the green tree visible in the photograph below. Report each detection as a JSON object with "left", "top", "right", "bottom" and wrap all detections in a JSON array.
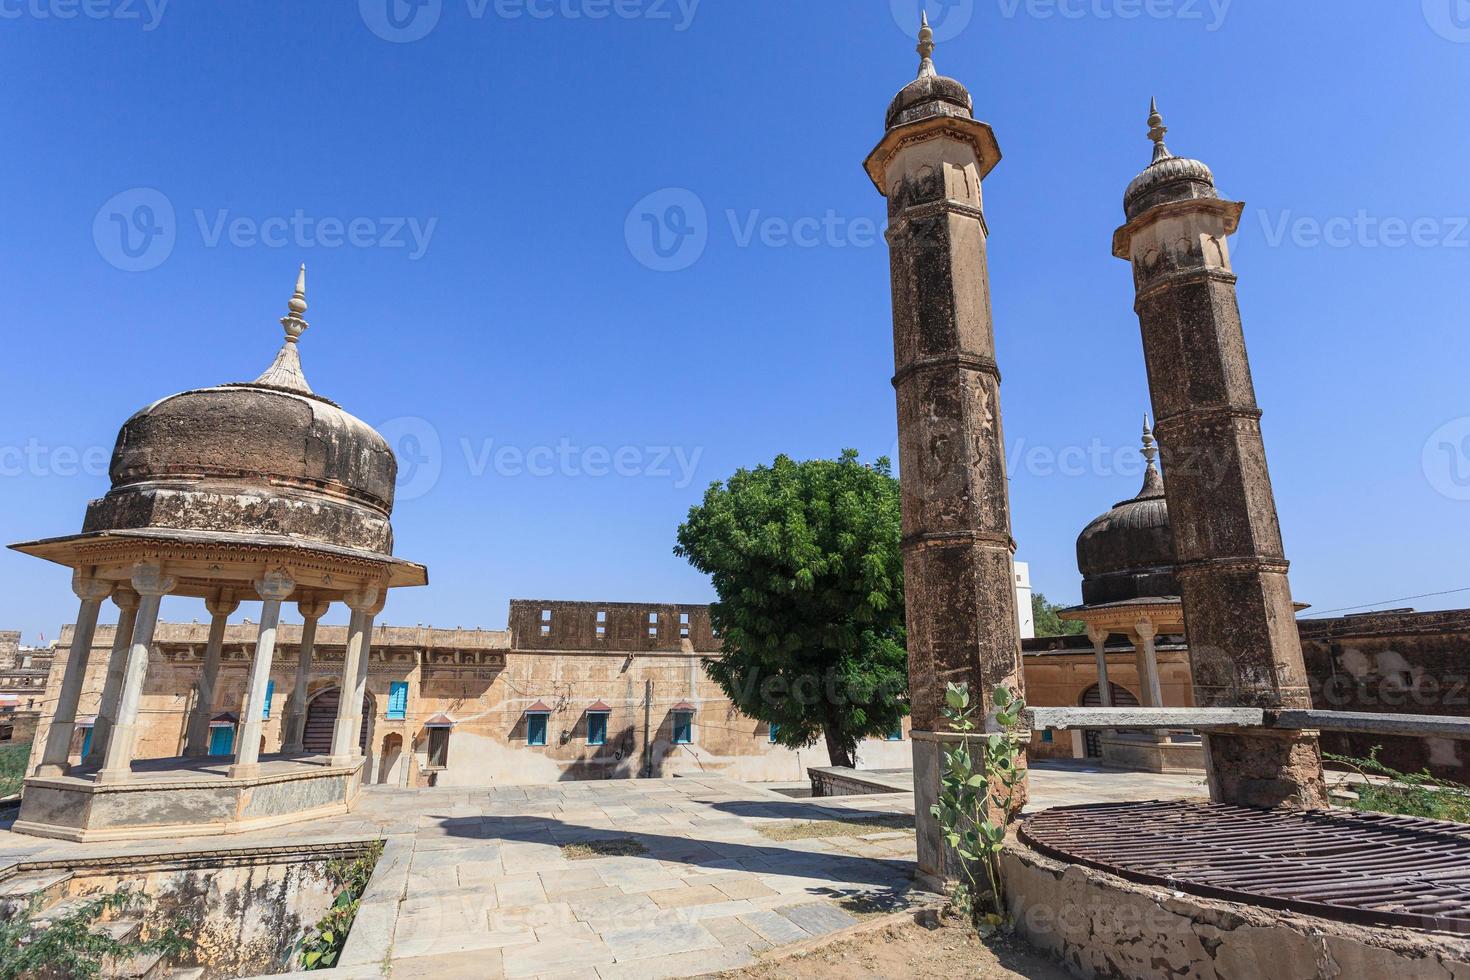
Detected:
[
  {"left": 1031, "top": 592, "right": 1084, "bottom": 638},
  {"left": 675, "top": 451, "right": 907, "bottom": 768}
]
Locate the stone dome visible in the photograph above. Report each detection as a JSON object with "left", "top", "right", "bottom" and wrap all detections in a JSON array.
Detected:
[
  {"left": 1123, "top": 100, "right": 1219, "bottom": 221},
  {"left": 81, "top": 268, "right": 399, "bottom": 558},
  {"left": 884, "top": 13, "right": 973, "bottom": 130},
  {"left": 1075, "top": 423, "right": 1179, "bottom": 606}
]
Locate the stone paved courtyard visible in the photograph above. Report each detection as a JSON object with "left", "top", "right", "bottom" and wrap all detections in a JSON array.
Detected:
[{"left": 0, "top": 763, "right": 1205, "bottom": 979}]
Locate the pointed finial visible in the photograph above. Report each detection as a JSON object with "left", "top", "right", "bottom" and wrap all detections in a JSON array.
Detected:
[
  {"left": 917, "top": 11, "right": 936, "bottom": 78},
  {"left": 253, "top": 265, "right": 314, "bottom": 393},
  {"left": 282, "top": 264, "right": 308, "bottom": 341},
  {"left": 1141, "top": 413, "right": 1158, "bottom": 466},
  {"left": 1147, "top": 98, "right": 1173, "bottom": 165}
]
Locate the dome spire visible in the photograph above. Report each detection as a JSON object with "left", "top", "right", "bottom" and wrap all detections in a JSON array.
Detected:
[
  {"left": 1139, "top": 413, "right": 1164, "bottom": 497},
  {"left": 253, "top": 264, "right": 314, "bottom": 394},
  {"left": 1147, "top": 97, "right": 1174, "bottom": 165},
  {"left": 917, "top": 11, "right": 936, "bottom": 78}
]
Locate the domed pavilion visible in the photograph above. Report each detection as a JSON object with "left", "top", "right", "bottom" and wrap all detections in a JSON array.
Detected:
[{"left": 10, "top": 268, "right": 426, "bottom": 841}]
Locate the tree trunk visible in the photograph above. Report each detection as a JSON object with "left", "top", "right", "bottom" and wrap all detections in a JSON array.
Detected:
[{"left": 822, "top": 721, "right": 855, "bottom": 768}]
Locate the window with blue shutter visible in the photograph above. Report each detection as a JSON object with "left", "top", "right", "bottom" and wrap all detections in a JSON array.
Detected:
[
  {"left": 672, "top": 710, "right": 693, "bottom": 745},
  {"left": 80, "top": 727, "right": 93, "bottom": 758},
  {"left": 527, "top": 712, "right": 548, "bottom": 747},
  {"left": 886, "top": 723, "right": 903, "bottom": 741},
  {"left": 262, "top": 680, "right": 275, "bottom": 719},
  {"left": 768, "top": 724, "right": 779, "bottom": 744},
  {"left": 209, "top": 725, "right": 235, "bottom": 757},
  {"left": 587, "top": 712, "right": 608, "bottom": 746},
  {"left": 387, "top": 681, "right": 408, "bottom": 720}
]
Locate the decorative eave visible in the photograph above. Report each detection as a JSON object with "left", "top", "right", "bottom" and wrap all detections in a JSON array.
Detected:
[
  {"left": 671, "top": 700, "right": 695, "bottom": 712},
  {"left": 423, "top": 713, "right": 455, "bottom": 728},
  {"left": 9, "top": 528, "right": 428, "bottom": 597},
  {"left": 1112, "top": 197, "right": 1244, "bottom": 260},
  {"left": 587, "top": 700, "right": 611, "bottom": 713},
  {"left": 863, "top": 114, "right": 1002, "bottom": 193},
  {"left": 525, "top": 700, "right": 551, "bottom": 714}
]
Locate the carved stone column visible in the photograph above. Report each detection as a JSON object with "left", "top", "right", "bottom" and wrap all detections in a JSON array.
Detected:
[
  {"left": 330, "top": 586, "right": 383, "bottom": 766},
  {"left": 282, "top": 598, "right": 329, "bottom": 754},
  {"left": 35, "top": 571, "right": 113, "bottom": 776},
  {"left": 183, "top": 591, "right": 240, "bottom": 758},
  {"left": 1113, "top": 103, "right": 1325, "bottom": 807},
  {"left": 230, "top": 568, "right": 295, "bottom": 778},
  {"left": 83, "top": 587, "right": 140, "bottom": 768},
  {"left": 1131, "top": 618, "right": 1164, "bottom": 708},
  {"left": 865, "top": 19, "right": 1025, "bottom": 884},
  {"left": 1086, "top": 625, "right": 1113, "bottom": 707},
  {"left": 97, "top": 560, "right": 176, "bottom": 784}
]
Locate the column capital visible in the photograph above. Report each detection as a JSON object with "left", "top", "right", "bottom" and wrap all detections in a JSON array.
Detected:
[
  {"left": 255, "top": 567, "right": 296, "bottom": 602},
  {"left": 71, "top": 570, "right": 112, "bottom": 603},
  {"left": 205, "top": 592, "right": 241, "bottom": 619},
  {"left": 111, "top": 587, "right": 140, "bottom": 613},
  {"left": 1085, "top": 624, "right": 1110, "bottom": 646},
  {"left": 129, "top": 560, "right": 175, "bottom": 598},
  {"left": 1133, "top": 617, "right": 1158, "bottom": 641},
  {"left": 297, "top": 598, "right": 331, "bottom": 621},
  {"left": 345, "top": 586, "right": 385, "bottom": 616}
]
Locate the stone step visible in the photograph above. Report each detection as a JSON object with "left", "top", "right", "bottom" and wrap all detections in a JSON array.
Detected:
[
  {"left": 105, "top": 948, "right": 167, "bottom": 980},
  {"left": 0, "top": 869, "right": 73, "bottom": 917}
]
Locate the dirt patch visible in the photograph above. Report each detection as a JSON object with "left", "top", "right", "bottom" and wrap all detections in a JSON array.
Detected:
[
  {"left": 756, "top": 814, "right": 913, "bottom": 841},
  {"left": 560, "top": 838, "right": 648, "bottom": 861},
  {"left": 703, "top": 915, "right": 1070, "bottom": 980}
]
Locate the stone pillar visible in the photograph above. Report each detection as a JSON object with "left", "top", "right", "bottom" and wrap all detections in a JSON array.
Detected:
[
  {"left": 83, "top": 588, "right": 140, "bottom": 768},
  {"left": 183, "top": 592, "right": 240, "bottom": 758},
  {"left": 330, "top": 587, "right": 382, "bottom": 766},
  {"left": 1086, "top": 625, "right": 1113, "bottom": 707},
  {"left": 97, "top": 560, "right": 176, "bottom": 784},
  {"left": 230, "top": 569, "right": 295, "bottom": 779},
  {"left": 35, "top": 571, "right": 114, "bottom": 777},
  {"left": 865, "top": 23, "right": 1025, "bottom": 885},
  {"left": 282, "top": 598, "right": 328, "bottom": 754},
  {"left": 1131, "top": 618, "right": 1164, "bottom": 708},
  {"left": 1112, "top": 104, "right": 1326, "bottom": 807}
]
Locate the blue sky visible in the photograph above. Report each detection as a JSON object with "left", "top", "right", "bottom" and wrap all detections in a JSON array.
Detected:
[{"left": 2, "top": 1, "right": 1468, "bottom": 640}]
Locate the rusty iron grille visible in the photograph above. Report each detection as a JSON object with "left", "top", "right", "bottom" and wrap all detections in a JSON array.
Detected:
[{"left": 1020, "top": 800, "right": 1470, "bottom": 932}]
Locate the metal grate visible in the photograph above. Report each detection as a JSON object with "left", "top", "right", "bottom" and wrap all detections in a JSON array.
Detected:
[{"left": 1020, "top": 800, "right": 1470, "bottom": 932}]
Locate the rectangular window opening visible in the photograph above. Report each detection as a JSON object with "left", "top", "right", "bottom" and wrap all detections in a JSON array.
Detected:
[
  {"left": 587, "top": 711, "right": 609, "bottom": 746},
  {"left": 648, "top": 612, "right": 659, "bottom": 639},
  {"left": 768, "top": 723, "right": 779, "bottom": 744},
  {"left": 428, "top": 727, "right": 450, "bottom": 767},
  {"left": 596, "top": 610, "right": 607, "bottom": 638},
  {"left": 387, "top": 681, "right": 409, "bottom": 720},
  {"left": 262, "top": 679, "right": 275, "bottom": 720},
  {"left": 540, "top": 608, "right": 552, "bottom": 636},
  {"left": 527, "top": 712, "right": 549, "bottom": 747},
  {"left": 672, "top": 710, "right": 693, "bottom": 745},
  {"left": 679, "top": 612, "right": 690, "bottom": 638}
]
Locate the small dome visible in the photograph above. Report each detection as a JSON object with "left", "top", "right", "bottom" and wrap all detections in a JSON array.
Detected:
[
  {"left": 1075, "top": 421, "right": 1179, "bottom": 605},
  {"left": 81, "top": 268, "right": 399, "bottom": 558},
  {"left": 884, "top": 13, "right": 973, "bottom": 130},
  {"left": 1123, "top": 100, "right": 1219, "bottom": 220}
]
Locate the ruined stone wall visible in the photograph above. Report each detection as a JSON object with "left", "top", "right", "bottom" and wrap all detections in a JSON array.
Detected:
[{"left": 1299, "top": 610, "right": 1470, "bottom": 784}]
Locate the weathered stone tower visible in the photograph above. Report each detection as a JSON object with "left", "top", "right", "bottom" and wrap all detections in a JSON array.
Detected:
[
  {"left": 1112, "top": 103, "right": 1327, "bottom": 807},
  {"left": 866, "top": 17, "right": 1026, "bottom": 881}
]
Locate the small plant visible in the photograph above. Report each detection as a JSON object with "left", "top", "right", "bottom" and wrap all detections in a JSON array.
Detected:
[
  {"left": 296, "top": 841, "right": 384, "bottom": 971},
  {"left": 0, "top": 889, "right": 189, "bottom": 980},
  {"left": 560, "top": 838, "right": 648, "bottom": 861},
  {"left": 930, "top": 682, "right": 1027, "bottom": 933},
  {"left": 1327, "top": 747, "right": 1470, "bottom": 823},
  {"left": 0, "top": 742, "right": 30, "bottom": 799}
]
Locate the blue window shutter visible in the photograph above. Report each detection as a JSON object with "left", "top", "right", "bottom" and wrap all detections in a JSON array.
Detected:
[
  {"left": 388, "top": 682, "right": 408, "bottom": 720},
  {"left": 588, "top": 712, "right": 608, "bottom": 746},
  {"left": 81, "top": 728, "right": 93, "bottom": 757},
  {"left": 528, "top": 713, "right": 548, "bottom": 746},
  {"left": 768, "top": 724, "right": 779, "bottom": 744},
  {"left": 209, "top": 725, "right": 235, "bottom": 757},
  {"left": 673, "top": 711, "right": 692, "bottom": 744},
  {"left": 262, "top": 680, "right": 275, "bottom": 720}
]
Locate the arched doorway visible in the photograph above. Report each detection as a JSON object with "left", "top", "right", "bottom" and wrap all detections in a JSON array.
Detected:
[
  {"left": 1080, "top": 682, "right": 1140, "bottom": 758},
  {"left": 379, "top": 733, "right": 403, "bottom": 786},
  {"left": 303, "top": 687, "right": 371, "bottom": 756}
]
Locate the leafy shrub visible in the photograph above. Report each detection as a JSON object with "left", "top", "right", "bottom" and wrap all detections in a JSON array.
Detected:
[
  {"left": 0, "top": 889, "right": 189, "bottom": 980},
  {"left": 1327, "top": 747, "right": 1470, "bottom": 823},
  {"left": 296, "top": 841, "right": 384, "bottom": 971}
]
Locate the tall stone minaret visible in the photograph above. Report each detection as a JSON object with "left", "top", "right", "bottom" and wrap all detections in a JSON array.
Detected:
[
  {"left": 866, "top": 16, "right": 1025, "bottom": 882},
  {"left": 1112, "top": 102, "right": 1327, "bottom": 808}
]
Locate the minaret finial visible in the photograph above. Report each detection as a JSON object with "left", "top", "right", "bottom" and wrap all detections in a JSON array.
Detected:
[
  {"left": 253, "top": 264, "right": 314, "bottom": 393},
  {"left": 1147, "top": 98, "right": 1173, "bottom": 165},
  {"left": 917, "top": 11, "right": 936, "bottom": 78},
  {"left": 1142, "top": 413, "right": 1158, "bottom": 467},
  {"left": 1137, "top": 412, "right": 1163, "bottom": 496}
]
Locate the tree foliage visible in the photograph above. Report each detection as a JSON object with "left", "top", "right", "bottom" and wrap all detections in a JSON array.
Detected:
[
  {"left": 675, "top": 451, "right": 907, "bottom": 768},
  {"left": 1031, "top": 592, "right": 1084, "bottom": 637}
]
